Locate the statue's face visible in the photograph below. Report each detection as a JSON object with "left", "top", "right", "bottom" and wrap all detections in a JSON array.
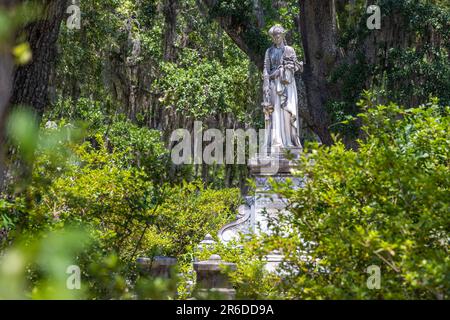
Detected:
[{"left": 271, "top": 31, "right": 284, "bottom": 46}]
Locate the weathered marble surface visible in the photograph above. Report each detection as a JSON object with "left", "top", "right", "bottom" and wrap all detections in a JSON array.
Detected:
[
  {"left": 262, "top": 25, "right": 304, "bottom": 150},
  {"left": 193, "top": 254, "right": 236, "bottom": 299},
  {"left": 218, "top": 149, "right": 304, "bottom": 243}
]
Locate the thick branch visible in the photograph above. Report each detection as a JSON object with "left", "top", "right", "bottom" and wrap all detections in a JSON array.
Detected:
[{"left": 198, "top": 0, "right": 269, "bottom": 70}]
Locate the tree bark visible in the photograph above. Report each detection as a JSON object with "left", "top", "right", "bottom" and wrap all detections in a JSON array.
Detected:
[
  {"left": 0, "top": 49, "right": 14, "bottom": 190},
  {"left": 0, "top": 0, "right": 67, "bottom": 189},
  {"left": 163, "top": 0, "right": 179, "bottom": 62},
  {"left": 0, "top": 0, "right": 22, "bottom": 189},
  {"left": 298, "top": 0, "right": 339, "bottom": 145},
  {"left": 10, "top": 0, "right": 68, "bottom": 116}
]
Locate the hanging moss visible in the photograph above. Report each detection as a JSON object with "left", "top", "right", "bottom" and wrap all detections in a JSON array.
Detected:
[{"left": 329, "top": 0, "right": 450, "bottom": 137}]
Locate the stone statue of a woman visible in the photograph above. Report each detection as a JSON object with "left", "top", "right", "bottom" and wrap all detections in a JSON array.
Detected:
[{"left": 262, "top": 25, "right": 303, "bottom": 151}]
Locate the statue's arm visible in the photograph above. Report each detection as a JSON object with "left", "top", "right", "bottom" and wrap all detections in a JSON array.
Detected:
[
  {"left": 283, "top": 47, "right": 303, "bottom": 73},
  {"left": 292, "top": 48, "right": 304, "bottom": 73}
]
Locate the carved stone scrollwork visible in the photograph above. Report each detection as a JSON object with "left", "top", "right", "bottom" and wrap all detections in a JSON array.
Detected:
[{"left": 218, "top": 197, "right": 254, "bottom": 244}]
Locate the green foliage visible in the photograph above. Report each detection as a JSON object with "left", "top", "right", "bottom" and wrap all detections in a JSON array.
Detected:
[
  {"left": 2, "top": 0, "right": 449, "bottom": 301},
  {"left": 157, "top": 49, "right": 256, "bottom": 121},
  {"left": 151, "top": 181, "right": 241, "bottom": 257},
  {"left": 0, "top": 227, "right": 91, "bottom": 299},
  {"left": 34, "top": 136, "right": 154, "bottom": 259},
  {"left": 267, "top": 101, "right": 449, "bottom": 299},
  {"left": 46, "top": 97, "right": 171, "bottom": 183},
  {"left": 207, "top": 239, "right": 284, "bottom": 299},
  {"left": 4, "top": 130, "right": 240, "bottom": 257},
  {"left": 6, "top": 107, "right": 39, "bottom": 163},
  {"left": 104, "top": 120, "right": 170, "bottom": 182},
  {"left": 209, "top": 0, "right": 269, "bottom": 57},
  {"left": 331, "top": 0, "right": 450, "bottom": 137},
  {"left": 329, "top": 52, "right": 371, "bottom": 136},
  {"left": 0, "top": 226, "right": 179, "bottom": 300},
  {"left": 0, "top": 2, "right": 41, "bottom": 45},
  {"left": 384, "top": 47, "right": 450, "bottom": 106},
  {"left": 48, "top": 98, "right": 107, "bottom": 129},
  {"left": 1, "top": 115, "right": 241, "bottom": 299},
  {"left": 209, "top": 0, "right": 301, "bottom": 58}
]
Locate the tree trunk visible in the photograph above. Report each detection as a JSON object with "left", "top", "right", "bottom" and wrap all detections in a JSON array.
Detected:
[
  {"left": 0, "top": 0, "right": 22, "bottom": 189},
  {"left": 0, "top": 50, "right": 14, "bottom": 190},
  {"left": 10, "top": 0, "right": 68, "bottom": 116},
  {"left": 163, "top": 0, "right": 179, "bottom": 62},
  {"left": 0, "top": 52, "right": 13, "bottom": 134},
  {"left": 0, "top": 0, "right": 67, "bottom": 189},
  {"left": 298, "top": 0, "right": 339, "bottom": 145}
]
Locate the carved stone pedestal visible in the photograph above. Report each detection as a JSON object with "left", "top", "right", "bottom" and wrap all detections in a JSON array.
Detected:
[
  {"left": 193, "top": 254, "right": 237, "bottom": 300},
  {"left": 136, "top": 256, "right": 178, "bottom": 279},
  {"left": 218, "top": 148, "right": 304, "bottom": 271}
]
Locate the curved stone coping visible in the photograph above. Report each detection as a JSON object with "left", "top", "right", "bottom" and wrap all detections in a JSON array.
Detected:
[{"left": 217, "top": 203, "right": 252, "bottom": 244}]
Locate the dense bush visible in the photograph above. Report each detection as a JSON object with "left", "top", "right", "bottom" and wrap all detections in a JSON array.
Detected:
[
  {"left": 264, "top": 100, "right": 449, "bottom": 299},
  {"left": 156, "top": 48, "right": 258, "bottom": 122},
  {"left": 102, "top": 120, "right": 170, "bottom": 182},
  {"left": 0, "top": 114, "right": 241, "bottom": 299}
]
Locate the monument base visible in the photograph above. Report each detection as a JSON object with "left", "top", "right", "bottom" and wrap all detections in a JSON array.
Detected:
[{"left": 218, "top": 148, "right": 305, "bottom": 271}]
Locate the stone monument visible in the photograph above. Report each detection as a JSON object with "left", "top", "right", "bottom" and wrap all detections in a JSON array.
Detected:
[
  {"left": 262, "top": 25, "right": 303, "bottom": 151},
  {"left": 218, "top": 25, "right": 305, "bottom": 271},
  {"left": 193, "top": 254, "right": 237, "bottom": 299}
]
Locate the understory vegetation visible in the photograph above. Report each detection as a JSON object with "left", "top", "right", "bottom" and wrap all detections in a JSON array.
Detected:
[{"left": 0, "top": 0, "right": 448, "bottom": 300}]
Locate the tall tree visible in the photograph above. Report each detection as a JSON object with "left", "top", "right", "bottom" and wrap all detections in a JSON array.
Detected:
[
  {"left": 298, "top": 0, "right": 337, "bottom": 145},
  {"left": 1, "top": 0, "right": 68, "bottom": 189}
]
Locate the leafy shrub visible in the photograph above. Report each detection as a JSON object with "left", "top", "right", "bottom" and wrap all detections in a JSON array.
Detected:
[
  {"left": 103, "top": 120, "right": 170, "bottom": 183},
  {"left": 148, "top": 181, "right": 241, "bottom": 257},
  {"left": 266, "top": 100, "right": 449, "bottom": 299},
  {"left": 156, "top": 49, "right": 257, "bottom": 121},
  {"left": 1, "top": 123, "right": 241, "bottom": 299},
  {"left": 195, "top": 237, "right": 284, "bottom": 300}
]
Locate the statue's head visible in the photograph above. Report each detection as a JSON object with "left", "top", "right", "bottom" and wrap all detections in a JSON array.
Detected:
[{"left": 268, "top": 25, "right": 286, "bottom": 46}]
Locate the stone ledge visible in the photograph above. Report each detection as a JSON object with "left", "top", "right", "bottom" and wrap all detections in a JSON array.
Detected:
[{"left": 249, "top": 147, "right": 303, "bottom": 175}]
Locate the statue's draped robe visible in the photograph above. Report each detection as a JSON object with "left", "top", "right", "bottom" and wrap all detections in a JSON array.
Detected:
[{"left": 263, "top": 45, "right": 302, "bottom": 150}]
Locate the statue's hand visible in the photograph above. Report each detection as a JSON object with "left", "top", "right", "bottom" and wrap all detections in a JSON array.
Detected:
[
  {"left": 295, "top": 60, "right": 304, "bottom": 73},
  {"left": 270, "top": 68, "right": 281, "bottom": 80},
  {"left": 263, "top": 104, "right": 274, "bottom": 118}
]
